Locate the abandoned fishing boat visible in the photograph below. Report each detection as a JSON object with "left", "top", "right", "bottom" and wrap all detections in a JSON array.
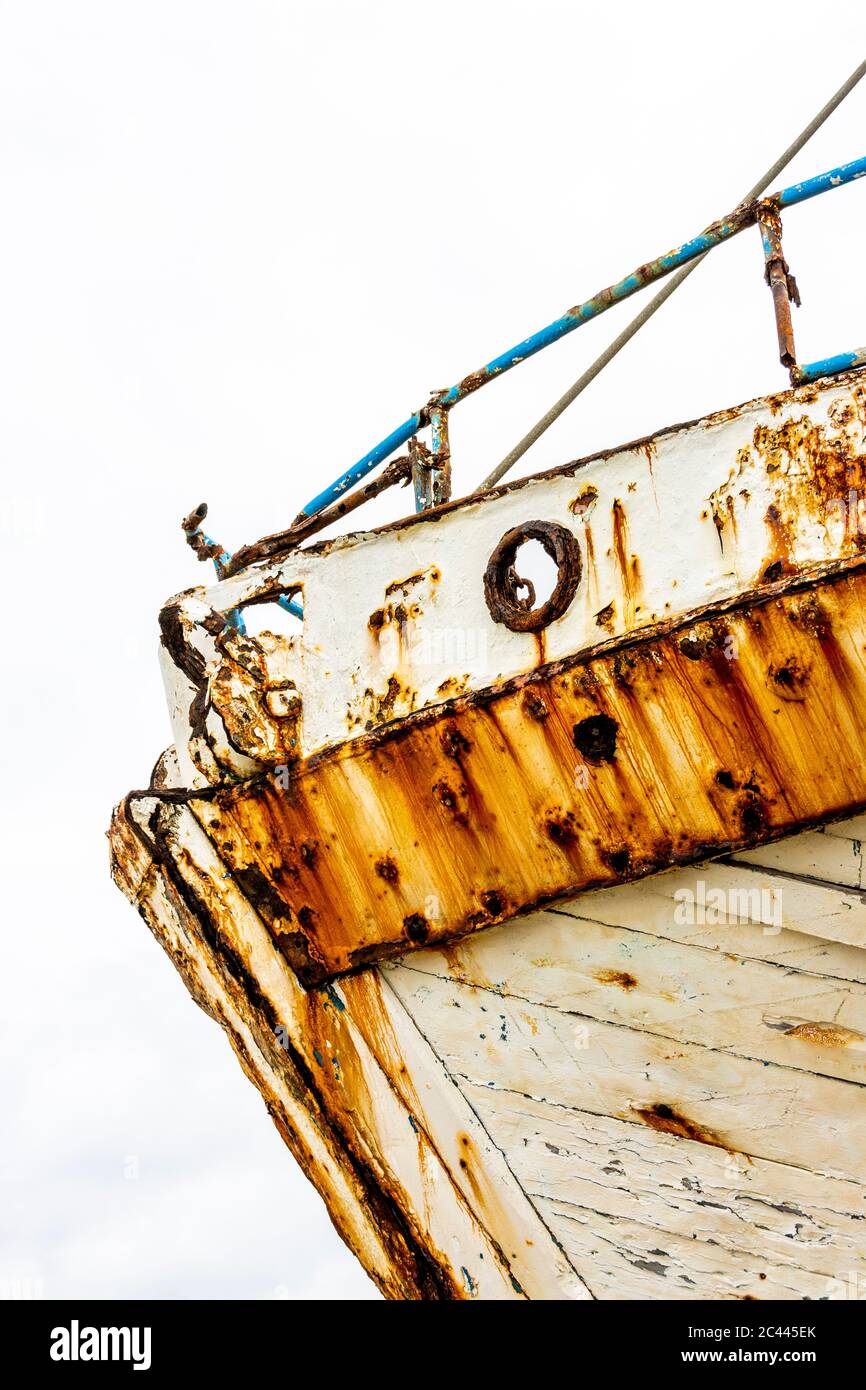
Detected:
[{"left": 110, "top": 148, "right": 866, "bottom": 1300}]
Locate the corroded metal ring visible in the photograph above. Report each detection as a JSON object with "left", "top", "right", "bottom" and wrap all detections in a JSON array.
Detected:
[{"left": 483, "top": 520, "right": 581, "bottom": 632}]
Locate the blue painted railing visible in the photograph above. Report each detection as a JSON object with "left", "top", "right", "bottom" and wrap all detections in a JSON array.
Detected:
[
  {"left": 194, "top": 151, "right": 865, "bottom": 621},
  {"left": 795, "top": 347, "right": 866, "bottom": 384},
  {"left": 299, "top": 153, "right": 866, "bottom": 521}
]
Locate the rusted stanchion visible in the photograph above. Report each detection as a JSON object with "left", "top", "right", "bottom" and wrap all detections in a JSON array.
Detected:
[
  {"left": 758, "top": 203, "right": 800, "bottom": 374},
  {"left": 429, "top": 404, "right": 452, "bottom": 506},
  {"left": 410, "top": 435, "right": 434, "bottom": 512},
  {"left": 411, "top": 401, "right": 452, "bottom": 512}
]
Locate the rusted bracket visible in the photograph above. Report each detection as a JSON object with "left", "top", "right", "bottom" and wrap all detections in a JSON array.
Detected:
[
  {"left": 181, "top": 502, "right": 250, "bottom": 630},
  {"left": 758, "top": 203, "right": 801, "bottom": 376},
  {"left": 181, "top": 502, "right": 299, "bottom": 625},
  {"left": 412, "top": 398, "right": 453, "bottom": 512},
  {"left": 182, "top": 502, "right": 230, "bottom": 575}
]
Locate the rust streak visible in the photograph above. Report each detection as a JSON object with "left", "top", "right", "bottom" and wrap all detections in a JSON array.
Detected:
[
  {"left": 611, "top": 498, "right": 641, "bottom": 627},
  {"left": 633, "top": 1103, "right": 726, "bottom": 1150}
]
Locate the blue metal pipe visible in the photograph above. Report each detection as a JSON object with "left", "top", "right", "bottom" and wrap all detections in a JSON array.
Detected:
[
  {"left": 777, "top": 155, "right": 866, "bottom": 208},
  {"left": 202, "top": 531, "right": 304, "bottom": 622},
  {"left": 302, "top": 414, "right": 421, "bottom": 519},
  {"left": 298, "top": 153, "right": 866, "bottom": 520},
  {"left": 277, "top": 593, "right": 304, "bottom": 620},
  {"left": 794, "top": 347, "right": 866, "bottom": 384}
]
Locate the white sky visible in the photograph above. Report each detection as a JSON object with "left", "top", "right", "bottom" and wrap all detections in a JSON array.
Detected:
[{"left": 1, "top": 1, "right": 864, "bottom": 1299}]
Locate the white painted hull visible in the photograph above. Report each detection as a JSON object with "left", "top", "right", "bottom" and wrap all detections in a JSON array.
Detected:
[{"left": 384, "top": 821, "right": 866, "bottom": 1298}]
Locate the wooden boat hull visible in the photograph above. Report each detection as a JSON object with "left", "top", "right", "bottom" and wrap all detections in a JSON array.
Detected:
[
  {"left": 110, "top": 792, "right": 866, "bottom": 1298},
  {"left": 110, "top": 369, "right": 866, "bottom": 1298}
]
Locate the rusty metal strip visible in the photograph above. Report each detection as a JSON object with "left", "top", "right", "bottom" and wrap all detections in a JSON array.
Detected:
[
  {"left": 185, "top": 558, "right": 866, "bottom": 983},
  {"left": 228, "top": 455, "right": 414, "bottom": 575}
]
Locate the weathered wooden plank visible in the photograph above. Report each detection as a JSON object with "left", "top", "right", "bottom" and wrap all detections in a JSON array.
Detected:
[
  {"left": 733, "top": 831, "right": 863, "bottom": 890},
  {"left": 384, "top": 966, "right": 866, "bottom": 1183},
  {"left": 555, "top": 865, "right": 866, "bottom": 981},
  {"left": 538, "top": 1199, "right": 836, "bottom": 1300},
  {"left": 394, "top": 908, "right": 866, "bottom": 1083},
  {"left": 459, "top": 1082, "right": 866, "bottom": 1286},
  {"left": 823, "top": 812, "right": 866, "bottom": 846}
]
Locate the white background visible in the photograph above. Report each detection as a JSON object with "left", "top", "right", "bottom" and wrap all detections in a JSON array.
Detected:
[{"left": 1, "top": 1, "right": 864, "bottom": 1299}]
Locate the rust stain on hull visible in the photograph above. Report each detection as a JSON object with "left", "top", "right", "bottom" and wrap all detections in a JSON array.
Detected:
[
  {"left": 782, "top": 1021, "right": 866, "bottom": 1049},
  {"left": 633, "top": 1103, "right": 727, "bottom": 1151},
  {"left": 191, "top": 559, "right": 866, "bottom": 982}
]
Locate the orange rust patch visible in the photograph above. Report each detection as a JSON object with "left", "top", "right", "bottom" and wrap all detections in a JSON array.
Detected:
[
  {"left": 569, "top": 484, "right": 598, "bottom": 517},
  {"left": 544, "top": 810, "right": 578, "bottom": 846},
  {"left": 634, "top": 1102, "right": 725, "bottom": 1149},
  {"left": 522, "top": 689, "right": 549, "bottom": 721},
  {"left": 595, "top": 600, "right": 615, "bottom": 631},
  {"left": 711, "top": 398, "right": 866, "bottom": 584},
  {"left": 594, "top": 968, "right": 638, "bottom": 990},
  {"left": 582, "top": 522, "right": 598, "bottom": 610},
  {"left": 374, "top": 854, "right": 399, "bottom": 883},
  {"left": 788, "top": 593, "right": 831, "bottom": 640},
  {"left": 355, "top": 674, "right": 417, "bottom": 730},
  {"left": 437, "top": 675, "right": 470, "bottom": 698},
  {"left": 767, "top": 656, "right": 811, "bottom": 701},
  {"left": 678, "top": 620, "right": 730, "bottom": 662},
  {"left": 385, "top": 570, "right": 429, "bottom": 596},
  {"left": 404, "top": 913, "right": 431, "bottom": 943},
  {"left": 783, "top": 1021, "right": 866, "bottom": 1048}
]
